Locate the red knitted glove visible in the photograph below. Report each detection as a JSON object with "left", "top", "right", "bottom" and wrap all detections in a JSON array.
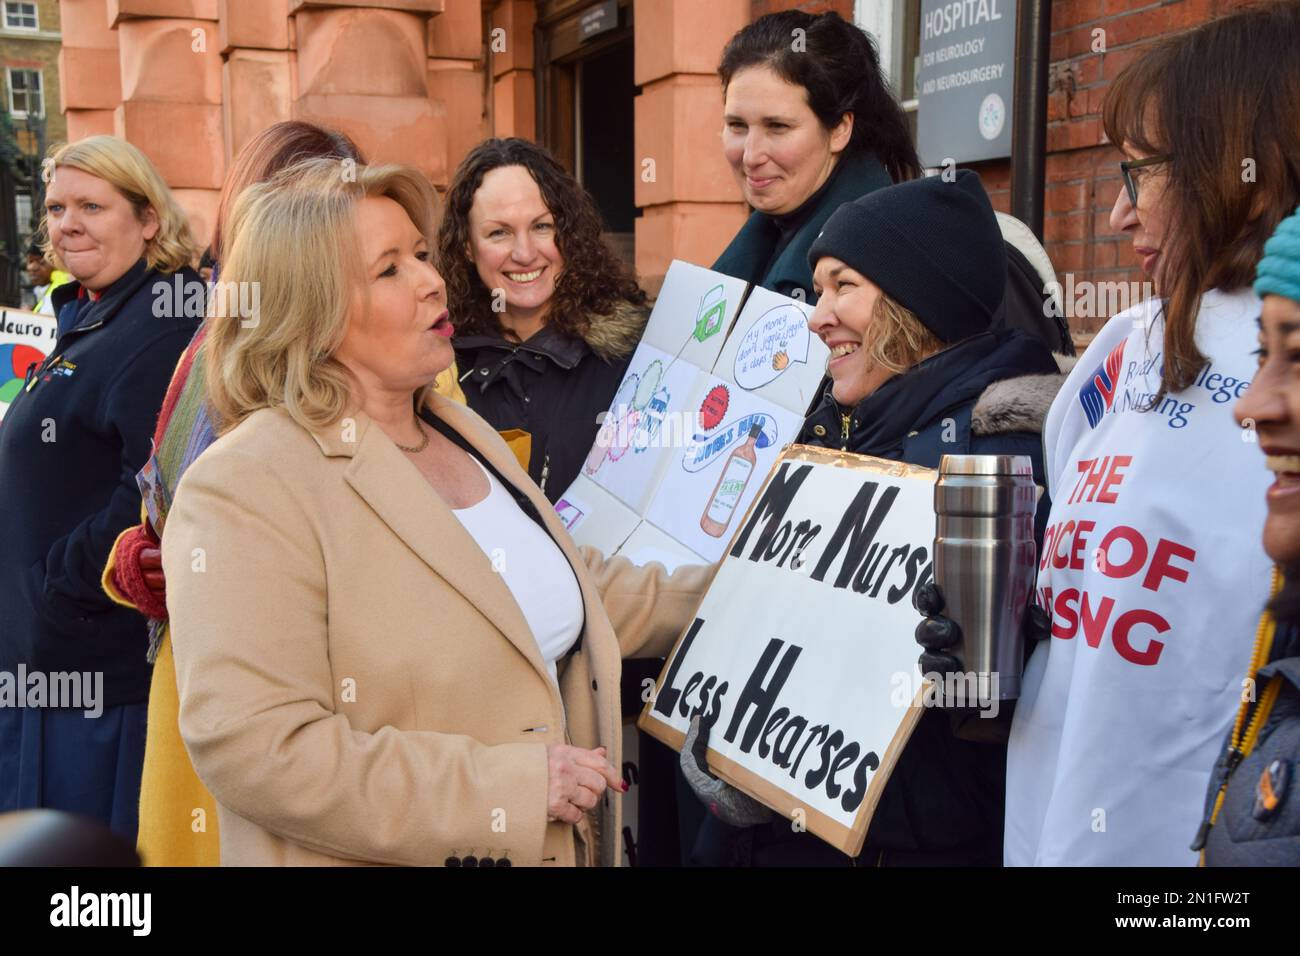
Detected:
[{"left": 113, "top": 523, "right": 169, "bottom": 621}]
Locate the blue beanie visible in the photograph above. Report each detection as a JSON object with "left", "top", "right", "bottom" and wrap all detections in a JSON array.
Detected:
[
  {"left": 1256, "top": 205, "right": 1300, "bottom": 304},
  {"left": 807, "top": 170, "right": 1006, "bottom": 343}
]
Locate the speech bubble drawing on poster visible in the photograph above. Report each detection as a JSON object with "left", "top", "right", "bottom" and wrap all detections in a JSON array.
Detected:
[{"left": 733, "top": 303, "right": 811, "bottom": 390}]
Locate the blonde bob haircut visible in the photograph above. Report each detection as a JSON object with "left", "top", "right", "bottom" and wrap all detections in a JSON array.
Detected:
[
  {"left": 864, "top": 291, "right": 947, "bottom": 376},
  {"left": 43, "top": 135, "right": 198, "bottom": 273},
  {"left": 205, "top": 158, "right": 437, "bottom": 434}
]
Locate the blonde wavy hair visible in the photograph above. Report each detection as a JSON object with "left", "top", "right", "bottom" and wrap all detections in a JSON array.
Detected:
[
  {"left": 43, "top": 136, "right": 198, "bottom": 273},
  {"left": 865, "top": 291, "right": 947, "bottom": 375},
  {"left": 205, "top": 158, "right": 437, "bottom": 433}
]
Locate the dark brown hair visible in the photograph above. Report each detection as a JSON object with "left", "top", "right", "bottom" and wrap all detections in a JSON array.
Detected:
[
  {"left": 1103, "top": 1, "right": 1300, "bottom": 400},
  {"left": 211, "top": 121, "right": 365, "bottom": 263},
  {"left": 437, "top": 138, "right": 647, "bottom": 351},
  {"left": 718, "top": 10, "right": 921, "bottom": 184}
]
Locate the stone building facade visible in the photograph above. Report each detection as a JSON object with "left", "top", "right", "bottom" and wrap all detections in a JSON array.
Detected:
[
  {"left": 57, "top": 0, "right": 1252, "bottom": 341},
  {"left": 1, "top": 0, "right": 66, "bottom": 238}
]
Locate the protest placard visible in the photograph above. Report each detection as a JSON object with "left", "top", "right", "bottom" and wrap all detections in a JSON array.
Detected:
[
  {"left": 558, "top": 260, "right": 829, "bottom": 564},
  {"left": 0, "top": 308, "right": 57, "bottom": 422},
  {"left": 638, "top": 444, "right": 939, "bottom": 856}
]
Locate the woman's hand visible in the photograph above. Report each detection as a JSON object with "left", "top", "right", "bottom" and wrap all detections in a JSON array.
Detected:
[
  {"left": 546, "top": 744, "right": 624, "bottom": 824},
  {"left": 140, "top": 546, "right": 167, "bottom": 600}
]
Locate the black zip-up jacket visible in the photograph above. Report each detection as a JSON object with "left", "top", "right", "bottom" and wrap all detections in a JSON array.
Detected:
[
  {"left": 0, "top": 260, "right": 202, "bottom": 708},
  {"left": 700, "top": 330, "right": 1066, "bottom": 866},
  {"left": 453, "top": 306, "right": 646, "bottom": 503}
]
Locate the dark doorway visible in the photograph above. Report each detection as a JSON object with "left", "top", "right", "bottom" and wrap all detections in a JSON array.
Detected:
[
  {"left": 537, "top": 1, "right": 637, "bottom": 267},
  {"left": 577, "top": 39, "right": 635, "bottom": 255}
]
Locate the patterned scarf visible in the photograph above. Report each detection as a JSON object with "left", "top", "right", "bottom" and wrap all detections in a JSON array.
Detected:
[{"left": 138, "top": 321, "right": 219, "bottom": 661}]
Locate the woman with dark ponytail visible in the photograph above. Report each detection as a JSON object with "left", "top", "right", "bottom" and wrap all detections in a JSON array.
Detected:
[
  {"left": 712, "top": 10, "right": 920, "bottom": 302},
  {"left": 637, "top": 10, "right": 923, "bottom": 868}
]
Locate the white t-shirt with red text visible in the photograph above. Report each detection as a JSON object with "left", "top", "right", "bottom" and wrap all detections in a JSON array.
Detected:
[{"left": 1004, "top": 287, "right": 1272, "bottom": 866}]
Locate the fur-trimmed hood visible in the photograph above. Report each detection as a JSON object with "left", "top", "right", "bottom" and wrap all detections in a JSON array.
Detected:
[
  {"left": 971, "top": 353, "right": 1077, "bottom": 437},
  {"left": 454, "top": 299, "right": 648, "bottom": 371},
  {"left": 582, "top": 299, "right": 649, "bottom": 363}
]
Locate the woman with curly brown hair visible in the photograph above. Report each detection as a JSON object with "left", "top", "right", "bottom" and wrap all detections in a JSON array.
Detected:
[{"left": 438, "top": 138, "right": 648, "bottom": 502}]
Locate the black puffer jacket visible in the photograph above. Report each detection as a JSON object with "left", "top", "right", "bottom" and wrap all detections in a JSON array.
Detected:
[
  {"left": 697, "top": 330, "right": 1069, "bottom": 866},
  {"left": 453, "top": 302, "right": 647, "bottom": 502}
]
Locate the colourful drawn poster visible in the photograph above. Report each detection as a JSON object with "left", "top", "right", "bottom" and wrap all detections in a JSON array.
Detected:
[
  {"left": 579, "top": 342, "right": 706, "bottom": 514},
  {"left": 644, "top": 379, "right": 804, "bottom": 562},
  {"left": 0, "top": 309, "right": 57, "bottom": 422},
  {"left": 557, "top": 474, "right": 642, "bottom": 555},
  {"left": 637, "top": 261, "right": 749, "bottom": 373},
  {"left": 617, "top": 522, "right": 707, "bottom": 575},
  {"left": 714, "top": 283, "right": 829, "bottom": 415},
  {"left": 555, "top": 260, "right": 830, "bottom": 568}
]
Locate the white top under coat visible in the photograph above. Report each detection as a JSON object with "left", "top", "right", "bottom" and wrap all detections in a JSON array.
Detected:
[{"left": 451, "top": 457, "right": 584, "bottom": 685}]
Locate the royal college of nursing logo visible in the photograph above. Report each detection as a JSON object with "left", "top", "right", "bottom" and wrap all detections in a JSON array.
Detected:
[{"left": 1078, "top": 339, "right": 1127, "bottom": 428}]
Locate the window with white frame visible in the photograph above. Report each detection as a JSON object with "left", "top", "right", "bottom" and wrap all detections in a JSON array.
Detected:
[
  {"left": 7, "top": 68, "right": 42, "bottom": 117},
  {"left": 857, "top": 0, "right": 925, "bottom": 155},
  {"left": 15, "top": 193, "right": 31, "bottom": 237},
  {"left": 4, "top": 2, "right": 39, "bottom": 31}
]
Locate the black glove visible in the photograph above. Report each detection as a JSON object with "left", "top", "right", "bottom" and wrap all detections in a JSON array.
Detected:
[
  {"left": 913, "top": 581, "right": 1051, "bottom": 677},
  {"left": 679, "top": 716, "right": 775, "bottom": 828}
]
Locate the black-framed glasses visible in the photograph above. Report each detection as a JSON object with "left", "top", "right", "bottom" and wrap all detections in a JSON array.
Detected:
[{"left": 1120, "top": 154, "right": 1173, "bottom": 206}]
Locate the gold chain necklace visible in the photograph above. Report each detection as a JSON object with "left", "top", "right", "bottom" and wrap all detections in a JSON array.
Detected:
[{"left": 394, "top": 418, "right": 429, "bottom": 454}]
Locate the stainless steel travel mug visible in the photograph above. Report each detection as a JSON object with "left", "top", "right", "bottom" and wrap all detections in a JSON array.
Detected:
[{"left": 932, "top": 454, "right": 1039, "bottom": 701}]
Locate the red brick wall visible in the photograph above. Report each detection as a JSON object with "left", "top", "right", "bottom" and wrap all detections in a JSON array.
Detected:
[
  {"left": 976, "top": 0, "right": 1257, "bottom": 338},
  {"left": 750, "top": 0, "right": 854, "bottom": 20},
  {"left": 742, "top": 0, "right": 1255, "bottom": 341}
]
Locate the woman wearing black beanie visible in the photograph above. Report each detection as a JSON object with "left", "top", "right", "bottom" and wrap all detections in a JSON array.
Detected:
[{"left": 682, "top": 171, "right": 1069, "bottom": 866}]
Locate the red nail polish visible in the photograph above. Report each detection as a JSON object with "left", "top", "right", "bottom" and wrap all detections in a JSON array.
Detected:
[{"left": 621, "top": 781, "right": 629, "bottom": 793}]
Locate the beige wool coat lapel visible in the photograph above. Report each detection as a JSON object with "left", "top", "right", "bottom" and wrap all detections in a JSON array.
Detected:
[
  {"left": 165, "top": 390, "right": 713, "bottom": 867},
  {"left": 322, "top": 403, "right": 559, "bottom": 700}
]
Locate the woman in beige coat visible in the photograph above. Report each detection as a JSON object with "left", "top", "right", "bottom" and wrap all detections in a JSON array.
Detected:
[{"left": 162, "top": 158, "right": 712, "bottom": 867}]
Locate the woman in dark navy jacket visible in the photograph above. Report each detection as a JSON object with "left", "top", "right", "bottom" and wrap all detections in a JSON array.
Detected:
[{"left": 0, "top": 136, "right": 202, "bottom": 844}]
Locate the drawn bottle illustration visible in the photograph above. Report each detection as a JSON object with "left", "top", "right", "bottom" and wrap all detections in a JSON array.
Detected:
[{"left": 700, "top": 423, "right": 761, "bottom": 538}]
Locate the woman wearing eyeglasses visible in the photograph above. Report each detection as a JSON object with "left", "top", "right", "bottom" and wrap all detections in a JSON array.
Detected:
[{"left": 986, "top": 4, "right": 1300, "bottom": 865}]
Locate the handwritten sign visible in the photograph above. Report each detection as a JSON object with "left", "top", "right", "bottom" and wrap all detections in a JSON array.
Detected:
[
  {"left": 732, "top": 303, "right": 812, "bottom": 390},
  {"left": 0, "top": 308, "right": 57, "bottom": 422},
  {"left": 639, "top": 446, "right": 939, "bottom": 856}
]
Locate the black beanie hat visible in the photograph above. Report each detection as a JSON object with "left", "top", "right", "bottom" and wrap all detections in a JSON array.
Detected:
[{"left": 807, "top": 170, "right": 1006, "bottom": 343}]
